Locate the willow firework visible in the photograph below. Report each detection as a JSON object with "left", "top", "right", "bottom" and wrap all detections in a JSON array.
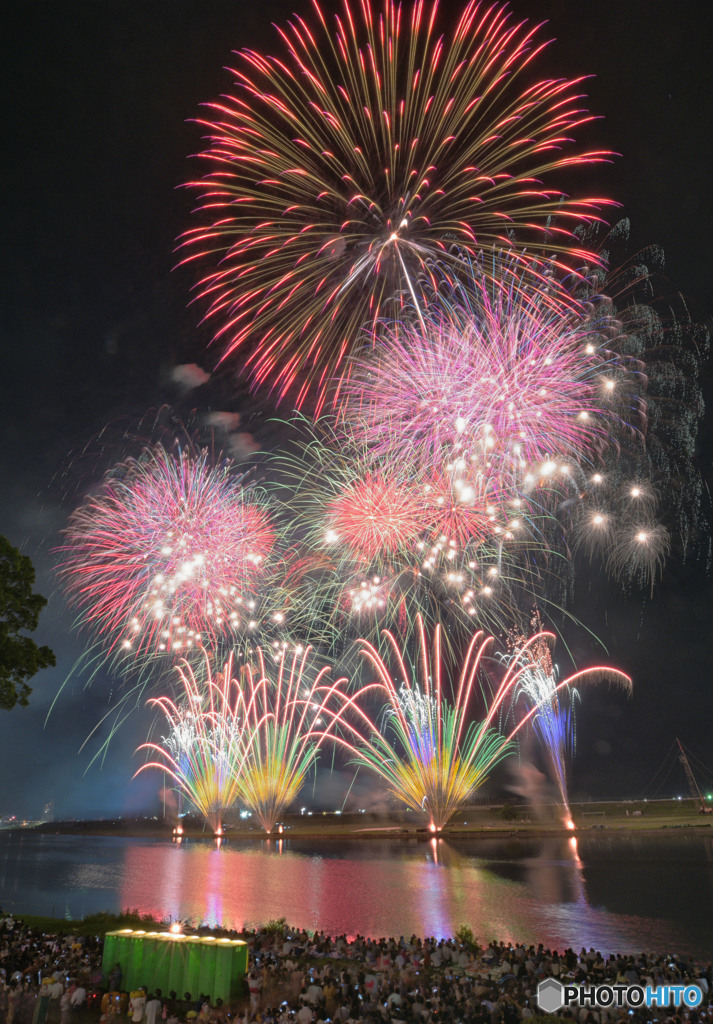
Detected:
[
  {"left": 57, "top": 445, "right": 279, "bottom": 659},
  {"left": 567, "top": 222, "right": 708, "bottom": 590},
  {"left": 181, "top": 0, "right": 612, "bottom": 410}
]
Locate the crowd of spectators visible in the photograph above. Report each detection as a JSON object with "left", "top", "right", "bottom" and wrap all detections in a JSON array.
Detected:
[
  {"left": 1, "top": 912, "right": 710, "bottom": 1024},
  {"left": 230, "top": 927, "right": 712, "bottom": 1024},
  {"left": 0, "top": 912, "right": 101, "bottom": 1024}
]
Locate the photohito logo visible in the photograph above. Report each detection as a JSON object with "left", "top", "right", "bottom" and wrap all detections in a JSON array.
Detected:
[{"left": 537, "top": 978, "right": 703, "bottom": 1013}]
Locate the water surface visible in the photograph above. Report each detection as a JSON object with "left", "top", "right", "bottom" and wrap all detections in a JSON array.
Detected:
[{"left": 1, "top": 832, "right": 711, "bottom": 958}]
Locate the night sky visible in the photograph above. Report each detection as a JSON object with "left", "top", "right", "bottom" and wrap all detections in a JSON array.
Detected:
[{"left": 2, "top": 1, "right": 713, "bottom": 820}]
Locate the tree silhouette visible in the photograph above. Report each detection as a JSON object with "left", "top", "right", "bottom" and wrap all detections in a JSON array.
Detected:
[{"left": 0, "top": 535, "right": 55, "bottom": 709}]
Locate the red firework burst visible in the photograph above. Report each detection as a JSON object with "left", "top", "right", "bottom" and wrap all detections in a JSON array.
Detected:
[
  {"left": 423, "top": 474, "right": 496, "bottom": 549},
  {"left": 327, "top": 474, "right": 424, "bottom": 560}
]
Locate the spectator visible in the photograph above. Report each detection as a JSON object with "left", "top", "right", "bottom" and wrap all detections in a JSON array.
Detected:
[{"left": 145, "top": 989, "right": 163, "bottom": 1024}]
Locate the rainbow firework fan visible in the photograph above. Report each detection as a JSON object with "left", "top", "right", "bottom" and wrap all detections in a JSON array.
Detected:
[
  {"left": 508, "top": 615, "right": 632, "bottom": 827},
  {"left": 137, "top": 646, "right": 350, "bottom": 834},
  {"left": 229, "top": 645, "right": 349, "bottom": 834},
  {"left": 315, "top": 617, "right": 616, "bottom": 830},
  {"left": 136, "top": 654, "right": 244, "bottom": 834},
  {"left": 57, "top": 444, "right": 280, "bottom": 660},
  {"left": 181, "top": 0, "right": 613, "bottom": 410}
]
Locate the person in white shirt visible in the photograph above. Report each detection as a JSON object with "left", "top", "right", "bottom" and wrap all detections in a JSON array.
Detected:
[
  {"left": 306, "top": 982, "right": 323, "bottom": 1006},
  {"left": 130, "top": 988, "right": 147, "bottom": 1023},
  {"left": 49, "top": 977, "right": 64, "bottom": 1002},
  {"left": 297, "top": 1004, "right": 314, "bottom": 1024},
  {"left": 145, "top": 991, "right": 162, "bottom": 1024},
  {"left": 60, "top": 990, "right": 72, "bottom": 1024},
  {"left": 69, "top": 986, "right": 86, "bottom": 1008},
  {"left": 248, "top": 972, "right": 263, "bottom": 1014}
]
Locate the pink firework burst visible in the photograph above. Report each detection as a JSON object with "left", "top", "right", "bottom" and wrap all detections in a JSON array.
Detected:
[
  {"left": 346, "top": 274, "right": 621, "bottom": 482},
  {"left": 57, "top": 445, "right": 275, "bottom": 657},
  {"left": 326, "top": 474, "right": 424, "bottom": 561}
]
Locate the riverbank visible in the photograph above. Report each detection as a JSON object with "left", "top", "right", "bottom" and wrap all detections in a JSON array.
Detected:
[{"left": 11, "top": 798, "right": 712, "bottom": 840}]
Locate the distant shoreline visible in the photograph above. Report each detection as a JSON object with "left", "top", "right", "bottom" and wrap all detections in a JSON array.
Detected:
[{"left": 5, "top": 810, "right": 712, "bottom": 841}]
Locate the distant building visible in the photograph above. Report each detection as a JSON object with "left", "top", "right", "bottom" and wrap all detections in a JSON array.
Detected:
[{"left": 42, "top": 801, "right": 54, "bottom": 822}]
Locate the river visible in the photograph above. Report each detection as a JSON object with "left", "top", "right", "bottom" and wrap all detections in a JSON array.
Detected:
[{"left": 1, "top": 831, "right": 711, "bottom": 957}]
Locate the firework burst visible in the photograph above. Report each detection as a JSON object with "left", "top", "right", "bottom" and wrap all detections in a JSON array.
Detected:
[
  {"left": 57, "top": 445, "right": 282, "bottom": 661},
  {"left": 344, "top": 250, "right": 703, "bottom": 594},
  {"left": 181, "top": 0, "right": 613, "bottom": 410},
  {"left": 273, "top": 418, "right": 552, "bottom": 646},
  {"left": 326, "top": 474, "right": 424, "bottom": 560},
  {"left": 346, "top": 262, "right": 628, "bottom": 483}
]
